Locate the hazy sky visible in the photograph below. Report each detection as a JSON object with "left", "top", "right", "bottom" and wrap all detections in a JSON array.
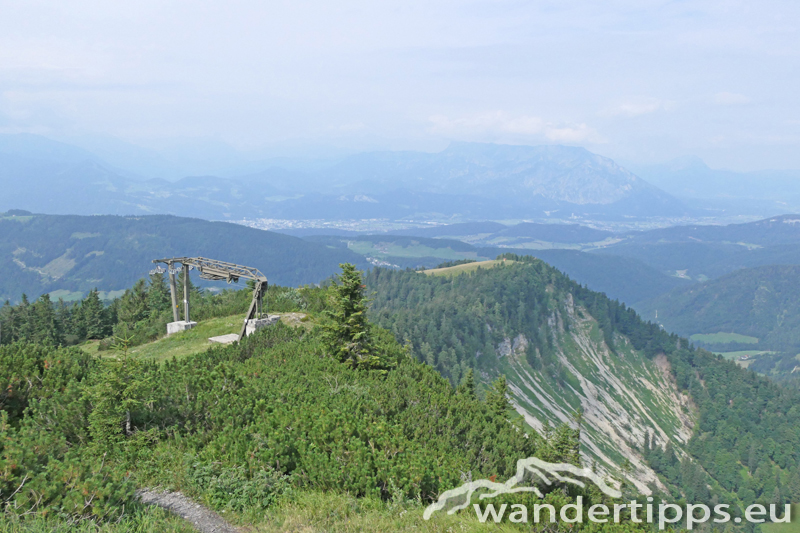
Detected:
[{"left": 1, "top": 0, "right": 799, "bottom": 170}]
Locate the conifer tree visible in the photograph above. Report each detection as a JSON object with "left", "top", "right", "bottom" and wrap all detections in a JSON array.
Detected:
[
  {"left": 16, "top": 293, "right": 33, "bottom": 341},
  {"left": 457, "top": 368, "right": 476, "bottom": 399},
  {"left": 0, "top": 300, "right": 11, "bottom": 344},
  {"left": 486, "top": 375, "right": 510, "bottom": 416},
  {"left": 146, "top": 272, "right": 171, "bottom": 315},
  {"left": 31, "top": 294, "right": 62, "bottom": 346},
  {"left": 85, "top": 329, "right": 153, "bottom": 452},
  {"left": 81, "top": 289, "right": 108, "bottom": 340},
  {"left": 118, "top": 279, "right": 149, "bottom": 326},
  {"left": 321, "top": 263, "right": 375, "bottom": 367}
]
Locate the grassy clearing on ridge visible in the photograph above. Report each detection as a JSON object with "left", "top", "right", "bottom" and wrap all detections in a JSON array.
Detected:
[
  {"left": 422, "top": 259, "right": 515, "bottom": 276},
  {"left": 80, "top": 312, "right": 312, "bottom": 363}
]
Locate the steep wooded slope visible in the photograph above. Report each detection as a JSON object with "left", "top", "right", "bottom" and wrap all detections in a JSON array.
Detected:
[{"left": 366, "top": 258, "right": 800, "bottom": 505}]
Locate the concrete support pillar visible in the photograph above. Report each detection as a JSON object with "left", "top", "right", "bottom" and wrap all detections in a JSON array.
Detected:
[
  {"left": 183, "top": 263, "right": 190, "bottom": 322},
  {"left": 168, "top": 263, "right": 179, "bottom": 323}
]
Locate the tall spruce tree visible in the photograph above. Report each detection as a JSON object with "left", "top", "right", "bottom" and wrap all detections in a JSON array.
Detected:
[
  {"left": 146, "top": 272, "right": 171, "bottom": 316},
  {"left": 31, "top": 294, "right": 62, "bottom": 346},
  {"left": 486, "top": 375, "right": 510, "bottom": 416},
  {"left": 81, "top": 289, "right": 108, "bottom": 340},
  {"left": 118, "top": 279, "right": 149, "bottom": 326},
  {"left": 321, "top": 263, "right": 377, "bottom": 368}
]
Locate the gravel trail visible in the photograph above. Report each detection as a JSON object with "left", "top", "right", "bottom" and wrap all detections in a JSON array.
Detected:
[{"left": 136, "top": 489, "right": 240, "bottom": 533}]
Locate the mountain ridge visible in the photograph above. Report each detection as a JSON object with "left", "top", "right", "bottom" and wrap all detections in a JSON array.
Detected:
[
  {"left": 0, "top": 212, "right": 368, "bottom": 303},
  {"left": 0, "top": 134, "right": 687, "bottom": 221},
  {"left": 366, "top": 255, "right": 800, "bottom": 505}
]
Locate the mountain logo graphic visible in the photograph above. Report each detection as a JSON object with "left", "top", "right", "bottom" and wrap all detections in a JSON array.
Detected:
[{"left": 423, "top": 457, "right": 621, "bottom": 520}]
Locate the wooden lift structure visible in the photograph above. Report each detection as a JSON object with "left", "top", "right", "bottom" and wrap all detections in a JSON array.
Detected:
[{"left": 151, "top": 256, "right": 268, "bottom": 341}]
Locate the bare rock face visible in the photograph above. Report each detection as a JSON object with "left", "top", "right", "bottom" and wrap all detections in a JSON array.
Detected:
[{"left": 494, "top": 304, "right": 696, "bottom": 495}]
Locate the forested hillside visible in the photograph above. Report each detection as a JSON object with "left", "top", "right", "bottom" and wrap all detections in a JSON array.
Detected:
[
  {"left": 302, "top": 233, "right": 689, "bottom": 305},
  {"left": 366, "top": 256, "right": 800, "bottom": 509},
  {"left": 0, "top": 212, "right": 367, "bottom": 303},
  {"left": 638, "top": 265, "right": 800, "bottom": 350},
  {"left": 637, "top": 264, "right": 800, "bottom": 384},
  {"left": 0, "top": 267, "right": 635, "bottom": 532}
]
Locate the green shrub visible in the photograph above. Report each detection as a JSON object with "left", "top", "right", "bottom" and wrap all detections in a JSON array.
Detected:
[{"left": 186, "top": 458, "right": 291, "bottom": 511}]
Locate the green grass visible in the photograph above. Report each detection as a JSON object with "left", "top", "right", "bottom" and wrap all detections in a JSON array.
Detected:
[
  {"left": 244, "top": 490, "right": 520, "bottom": 533},
  {"left": 78, "top": 314, "right": 247, "bottom": 362},
  {"left": 762, "top": 504, "right": 800, "bottom": 533},
  {"left": 690, "top": 332, "right": 759, "bottom": 344},
  {"left": 127, "top": 314, "right": 247, "bottom": 362},
  {"left": 423, "top": 259, "right": 514, "bottom": 276},
  {"left": 0, "top": 506, "right": 196, "bottom": 533},
  {"left": 81, "top": 313, "right": 313, "bottom": 363},
  {"left": 48, "top": 289, "right": 84, "bottom": 301}
]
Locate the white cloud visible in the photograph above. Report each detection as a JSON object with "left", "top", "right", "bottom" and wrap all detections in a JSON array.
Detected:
[
  {"left": 428, "top": 112, "right": 602, "bottom": 144},
  {"left": 601, "top": 98, "right": 673, "bottom": 118},
  {"left": 545, "top": 124, "right": 596, "bottom": 143},
  {"left": 713, "top": 92, "right": 750, "bottom": 105},
  {"left": 428, "top": 111, "right": 544, "bottom": 136},
  {"left": 0, "top": 0, "right": 795, "bottom": 168}
]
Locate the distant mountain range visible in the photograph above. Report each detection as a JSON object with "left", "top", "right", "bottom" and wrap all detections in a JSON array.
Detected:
[
  {"left": 594, "top": 214, "right": 800, "bottom": 285},
  {"left": 0, "top": 209, "right": 692, "bottom": 307},
  {"left": 629, "top": 157, "right": 800, "bottom": 217},
  {"left": 0, "top": 134, "right": 689, "bottom": 221},
  {"left": 284, "top": 142, "right": 686, "bottom": 216}
]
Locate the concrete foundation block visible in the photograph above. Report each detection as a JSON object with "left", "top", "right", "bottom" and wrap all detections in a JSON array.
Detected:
[
  {"left": 167, "top": 320, "right": 197, "bottom": 335},
  {"left": 245, "top": 315, "right": 280, "bottom": 336},
  {"left": 209, "top": 333, "right": 240, "bottom": 345}
]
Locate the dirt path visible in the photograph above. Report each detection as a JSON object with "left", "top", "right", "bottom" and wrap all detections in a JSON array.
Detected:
[{"left": 136, "top": 489, "right": 240, "bottom": 533}]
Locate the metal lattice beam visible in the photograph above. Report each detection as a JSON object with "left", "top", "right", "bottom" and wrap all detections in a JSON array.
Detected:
[
  {"left": 152, "top": 257, "right": 267, "bottom": 284},
  {"left": 151, "top": 256, "right": 269, "bottom": 341}
]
